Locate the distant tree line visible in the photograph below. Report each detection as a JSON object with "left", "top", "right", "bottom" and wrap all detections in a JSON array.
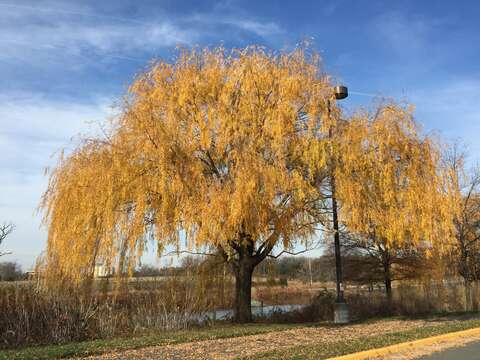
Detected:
[
  {"left": 0, "top": 222, "right": 23, "bottom": 282},
  {"left": 0, "top": 262, "right": 24, "bottom": 281}
]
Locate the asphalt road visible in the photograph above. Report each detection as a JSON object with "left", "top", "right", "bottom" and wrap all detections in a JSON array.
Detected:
[{"left": 420, "top": 340, "right": 480, "bottom": 359}]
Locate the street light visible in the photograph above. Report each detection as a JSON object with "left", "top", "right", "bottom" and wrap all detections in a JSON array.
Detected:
[
  {"left": 328, "top": 85, "right": 349, "bottom": 324},
  {"left": 334, "top": 85, "right": 348, "bottom": 100}
]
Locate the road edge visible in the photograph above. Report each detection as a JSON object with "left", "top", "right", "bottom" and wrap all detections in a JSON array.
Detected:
[{"left": 327, "top": 326, "right": 480, "bottom": 360}]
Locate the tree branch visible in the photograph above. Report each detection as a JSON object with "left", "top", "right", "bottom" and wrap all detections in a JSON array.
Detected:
[
  {"left": 161, "top": 249, "right": 218, "bottom": 258},
  {"left": 0, "top": 222, "right": 14, "bottom": 257},
  {"left": 267, "top": 247, "right": 316, "bottom": 259}
]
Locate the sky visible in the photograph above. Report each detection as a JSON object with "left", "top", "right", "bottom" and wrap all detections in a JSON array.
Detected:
[{"left": 1, "top": 0, "right": 479, "bottom": 269}]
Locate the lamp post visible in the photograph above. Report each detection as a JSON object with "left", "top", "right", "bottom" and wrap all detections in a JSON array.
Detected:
[{"left": 328, "top": 85, "right": 349, "bottom": 324}]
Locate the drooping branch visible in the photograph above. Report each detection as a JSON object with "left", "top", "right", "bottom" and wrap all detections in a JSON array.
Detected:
[{"left": 40, "top": 45, "right": 335, "bottom": 300}]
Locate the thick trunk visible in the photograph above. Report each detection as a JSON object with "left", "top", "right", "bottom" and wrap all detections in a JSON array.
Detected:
[
  {"left": 384, "top": 275, "right": 392, "bottom": 301},
  {"left": 220, "top": 232, "right": 277, "bottom": 323},
  {"left": 233, "top": 259, "right": 254, "bottom": 323}
]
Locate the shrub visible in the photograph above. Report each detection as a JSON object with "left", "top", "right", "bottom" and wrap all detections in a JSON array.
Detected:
[
  {"left": 0, "top": 262, "right": 23, "bottom": 281},
  {"left": 0, "top": 275, "right": 209, "bottom": 349},
  {"left": 279, "top": 276, "right": 288, "bottom": 287},
  {"left": 274, "top": 280, "right": 480, "bottom": 323}
]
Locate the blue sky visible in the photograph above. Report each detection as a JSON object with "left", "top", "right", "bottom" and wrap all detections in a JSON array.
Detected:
[{"left": 1, "top": 0, "right": 479, "bottom": 269}]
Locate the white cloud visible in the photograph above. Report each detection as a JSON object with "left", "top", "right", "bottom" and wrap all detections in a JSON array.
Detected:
[
  {"left": 222, "top": 19, "right": 282, "bottom": 37},
  {"left": 0, "top": 93, "right": 113, "bottom": 268},
  {"left": 0, "top": 17, "right": 195, "bottom": 65},
  {"left": 0, "top": 1, "right": 283, "bottom": 67},
  {"left": 0, "top": 93, "right": 113, "bottom": 172},
  {"left": 0, "top": 173, "right": 46, "bottom": 269}
]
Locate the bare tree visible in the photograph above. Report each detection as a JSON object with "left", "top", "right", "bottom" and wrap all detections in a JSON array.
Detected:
[
  {"left": 341, "top": 233, "right": 429, "bottom": 300},
  {"left": 0, "top": 222, "right": 14, "bottom": 257},
  {"left": 444, "top": 144, "right": 480, "bottom": 310}
]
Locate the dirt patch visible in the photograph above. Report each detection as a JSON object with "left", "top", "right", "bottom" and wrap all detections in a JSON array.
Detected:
[{"left": 79, "top": 316, "right": 472, "bottom": 360}]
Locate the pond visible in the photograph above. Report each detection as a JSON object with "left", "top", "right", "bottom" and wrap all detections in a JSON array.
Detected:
[{"left": 199, "top": 303, "right": 307, "bottom": 322}]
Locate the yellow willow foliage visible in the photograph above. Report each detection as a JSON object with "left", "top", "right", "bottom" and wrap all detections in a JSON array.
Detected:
[
  {"left": 40, "top": 46, "right": 336, "bottom": 282},
  {"left": 335, "top": 103, "right": 455, "bottom": 251}
]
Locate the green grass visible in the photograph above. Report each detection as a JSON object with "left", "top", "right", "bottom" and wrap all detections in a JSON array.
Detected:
[
  {"left": 239, "top": 318, "right": 480, "bottom": 360},
  {"left": 0, "top": 323, "right": 307, "bottom": 360},
  {"left": 3, "top": 315, "right": 480, "bottom": 360}
]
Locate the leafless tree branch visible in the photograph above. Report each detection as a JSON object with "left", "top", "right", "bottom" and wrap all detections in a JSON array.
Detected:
[
  {"left": 160, "top": 249, "right": 218, "bottom": 258},
  {"left": 0, "top": 222, "right": 14, "bottom": 257}
]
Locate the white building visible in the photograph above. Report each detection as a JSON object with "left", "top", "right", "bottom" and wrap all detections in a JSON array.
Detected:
[{"left": 93, "top": 262, "right": 110, "bottom": 278}]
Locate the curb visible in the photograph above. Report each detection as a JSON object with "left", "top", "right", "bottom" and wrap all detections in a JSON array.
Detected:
[{"left": 327, "top": 326, "right": 480, "bottom": 360}]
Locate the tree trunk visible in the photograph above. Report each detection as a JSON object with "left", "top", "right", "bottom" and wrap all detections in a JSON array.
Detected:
[
  {"left": 219, "top": 232, "right": 277, "bottom": 323},
  {"left": 465, "top": 279, "right": 472, "bottom": 312},
  {"left": 233, "top": 259, "right": 254, "bottom": 323},
  {"left": 472, "top": 281, "right": 479, "bottom": 312},
  {"left": 384, "top": 274, "right": 392, "bottom": 301},
  {"left": 382, "top": 251, "right": 393, "bottom": 302},
  {"left": 460, "top": 248, "right": 472, "bottom": 312}
]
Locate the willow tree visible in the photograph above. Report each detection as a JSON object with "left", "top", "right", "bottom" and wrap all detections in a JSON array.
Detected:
[
  {"left": 40, "top": 46, "right": 336, "bottom": 322},
  {"left": 335, "top": 103, "right": 454, "bottom": 299}
]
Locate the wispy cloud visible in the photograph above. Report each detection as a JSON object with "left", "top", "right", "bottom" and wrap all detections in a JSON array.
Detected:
[
  {"left": 0, "top": 92, "right": 112, "bottom": 176},
  {"left": 220, "top": 18, "right": 282, "bottom": 37},
  {"left": 0, "top": 6, "right": 195, "bottom": 65},
  {"left": 372, "top": 12, "right": 432, "bottom": 54},
  {"left": 0, "top": 1, "right": 282, "bottom": 67},
  {"left": 410, "top": 79, "right": 480, "bottom": 162},
  {"left": 0, "top": 92, "right": 113, "bottom": 267},
  {"left": 369, "top": 10, "right": 455, "bottom": 73},
  {"left": 0, "top": 171, "right": 47, "bottom": 268}
]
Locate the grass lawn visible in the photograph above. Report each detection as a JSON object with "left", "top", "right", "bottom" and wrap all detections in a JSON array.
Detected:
[
  {"left": 0, "top": 322, "right": 307, "bottom": 360},
  {"left": 239, "top": 318, "right": 480, "bottom": 359},
  {"left": 2, "top": 314, "right": 480, "bottom": 360}
]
